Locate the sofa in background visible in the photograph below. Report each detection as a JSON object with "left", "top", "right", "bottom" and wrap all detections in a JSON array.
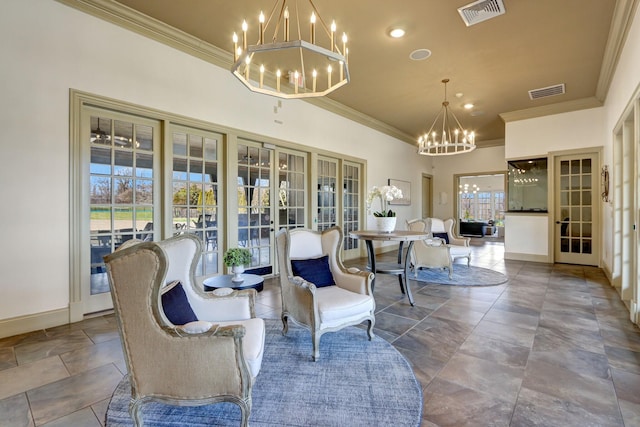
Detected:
[{"left": 459, "top": 220, "right": 488, "bottom": 237}]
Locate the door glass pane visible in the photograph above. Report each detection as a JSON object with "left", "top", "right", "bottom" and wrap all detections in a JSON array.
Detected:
[
  {"left": 317, "top": 158, "right": 337, "bottom": 231},
  {"left": 89, "top": 117, "right": 155, "bottom": 295},
  {"left": 557, "top": 155, "right": 595, "bottom": 257},
  {"left": 343, "top": 163, "right": 360, "bottom": 250},
  {"left": 172, "top": 129, "right": 221, "bottom": 277},
  {"left": 238, "top": 142, "right": 272, "bottom": 275},
  {"left": 278, "top": 151, "right": 306, "bottom": 230}
]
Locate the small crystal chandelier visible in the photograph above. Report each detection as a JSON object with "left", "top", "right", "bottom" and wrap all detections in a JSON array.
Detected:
[
  {"left": 418, "top": 79, "right": 476, "bottom": 156},
  {"left": 231, "top": 0, "right": 349, "bottom": 99}
]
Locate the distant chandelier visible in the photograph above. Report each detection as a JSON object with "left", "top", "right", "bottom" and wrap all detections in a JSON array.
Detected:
[
  {"left": 459, "top": 183, "right": 479, "bottom": 194},
  {"left": 231, "top": 0, "right": 349, "bottom": 99},
  {"left": 418, "top": 79, "right": 476, "bottom": 156}
]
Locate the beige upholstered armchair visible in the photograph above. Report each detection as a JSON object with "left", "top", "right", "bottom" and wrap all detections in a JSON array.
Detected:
[
  {"left": 428, "top": 217, "right": 471, "bottom": 247},
  {"left": 406, "top": 219, "right": 454, "bottom": 278},
  {"left": 275, "top": 226, "right": 375, "bottom": 361},
  {"left": 426, "top": 217, "right": 471, "bottom": 266},
  {"left": 104, "top": 234, "right": 265, "bottom": 427}
]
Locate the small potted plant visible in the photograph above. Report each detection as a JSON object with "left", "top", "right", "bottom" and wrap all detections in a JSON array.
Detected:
[{"left": 223, "top": 248, "right": 252, "bottom": 282}]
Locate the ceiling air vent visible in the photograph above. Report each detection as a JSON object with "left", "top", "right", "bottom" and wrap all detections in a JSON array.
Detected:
[
  {"left": 528, "top": 84, "right": 566, "bottom": 100},
  {"left": 458, "top": 0, "right": 505, "bottom": 27}
]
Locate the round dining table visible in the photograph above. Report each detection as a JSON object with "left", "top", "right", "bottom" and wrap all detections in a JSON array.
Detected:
[{"left": 349, "top": 230, "right": 429, "bottom": 306}]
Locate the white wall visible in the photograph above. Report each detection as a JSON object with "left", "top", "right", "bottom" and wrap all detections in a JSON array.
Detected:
[
  {"left": 0, "top": 0, "right": 425, "bottom": 324},
  {"left": 505, "top": 108, "right": 606, "bottom": 160},
  {"left": 504, "top": 214, "right": 549, "bottom": 259}
]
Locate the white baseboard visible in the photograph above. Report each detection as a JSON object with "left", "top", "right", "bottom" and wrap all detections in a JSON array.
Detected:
[
  {"left": 504, "top": 252, "right": 551, "bottom": 263},
  {"left": 0, "top": 308, "right": 70, "bottom": 339}
]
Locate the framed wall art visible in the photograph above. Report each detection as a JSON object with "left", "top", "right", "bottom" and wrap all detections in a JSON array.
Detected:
[{"left": 388, "top": 179, "right": 411, "bottom": 205}]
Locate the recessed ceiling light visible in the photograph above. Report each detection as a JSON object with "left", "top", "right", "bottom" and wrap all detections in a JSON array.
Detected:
[
  {"left": 389, "top": 28, "right": 405, "bottom": 38},
  {"left": 464, "top": 103, "right": 474, "bottom": 109},
  {"left": 409, "top": 49, "right": 431, "bottom": 61}
]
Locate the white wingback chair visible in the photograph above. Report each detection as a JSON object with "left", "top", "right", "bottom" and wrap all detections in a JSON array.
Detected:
[
  {"left": 426, "top": 217, "right": 472, "bottom": 266},
  {"left": 104, "top": 234, "right": 265, "bottom": 427},
  {"left": 406, "top": 219, "right": 454, "bottom": 278},
  {"left": 275, "top": 226, "right": 375, "bottom": 361}
]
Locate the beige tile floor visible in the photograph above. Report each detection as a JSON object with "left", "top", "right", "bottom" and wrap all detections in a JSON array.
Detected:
[{"left": 2, "top": 238, "right": 640, "bottom": 426}]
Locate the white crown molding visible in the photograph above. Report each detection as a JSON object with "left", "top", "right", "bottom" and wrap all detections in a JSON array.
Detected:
[
  {"left": 56, "top": 0, "right": 634, "bottom": 143},
  {"left": 55, "top": 0, "right": 416, "bottom": 145},
  {"left": 55, "top": 0, "right": 231, "bottom": 68},
  {"left": 499, "top": 97, "right": 603, "bottom": 123},
  {"left": 596, "top": 0, "right": 640, "bottom": 101}
]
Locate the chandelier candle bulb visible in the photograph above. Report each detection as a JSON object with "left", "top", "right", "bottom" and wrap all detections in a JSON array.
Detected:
[
  {"left": 259, "top": 64, "right": 264, "bottom": 88},
  {"left": 294, "top": 71, "right": 299, "bottom": 94},
  {"left": 310, "top": 12, "right": 316, "bottom": 44},
  {"left": 259, "top": 12, "right": 265, "bottom": 44},
  {"left": 340, "top": 61, "right": 344, "bottom": 81},
  {"left": 328, "top": 65, "right": 332, "bottom": 87},
  {"left": 233, "top": 33, "right": 238, "bottom": 61},
  {"left": 312, "top": 69, "right": 317, "bottom": 92},
  {"left": 331, "top": 21, "right": 336, "bottom": 51},
  {"left": 242, "top": 20, "right": 248, "bottom": 51},
  {"left": 342, "top": 33, "right": 347, "bottom": 57},
  {"left": 284, "top": 7, "right": 290, "bottom": 41},
  {"left": 276, "top": 69, "right": 281, "bottom": 92},
  {"left": 244, "top": 55, "right": 251, "bottom": 80}
]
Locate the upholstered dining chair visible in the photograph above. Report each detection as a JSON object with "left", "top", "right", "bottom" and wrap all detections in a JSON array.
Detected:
[
  {"left": 275, "top": 226, "right": 375, "bottom": 361},
  {"left": 406, "top": 219, "right": 454, "bottom": 278},
  {"left": 104, "top": 234, "right": 265, "bottom": 427}
]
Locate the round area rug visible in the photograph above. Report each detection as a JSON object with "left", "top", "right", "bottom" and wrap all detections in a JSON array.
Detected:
[
  {"left": 106, "top": 320, "right": 422, "bottom": 426},
  {"left": 414, "top": 265, "right": 508, "bottom": 286}
]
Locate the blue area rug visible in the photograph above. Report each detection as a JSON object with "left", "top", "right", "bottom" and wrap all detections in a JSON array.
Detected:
[
  {"left": 414, "top": 265, "right": 508, "bottom": 286},
  {"left": 106, "top": 320, "right": 422, "bottom": 426}
]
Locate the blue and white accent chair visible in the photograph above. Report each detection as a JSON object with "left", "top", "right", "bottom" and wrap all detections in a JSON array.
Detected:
[
  {"left": 275, "top": 226, "right": 375, "bottom": 361},
  {"left": 104, "top": 234, "right": 265, "bottom": 427}
]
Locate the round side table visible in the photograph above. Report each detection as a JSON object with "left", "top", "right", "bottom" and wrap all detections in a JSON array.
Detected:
[{"left": 203, "top": 274, "right": 264, "bottom": 292}]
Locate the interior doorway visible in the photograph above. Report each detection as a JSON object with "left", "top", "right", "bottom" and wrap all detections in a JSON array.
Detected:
[
  {"left": 454, "top": 172, "right": 506, "bottom": 241},
  {"left": 422, "top": 174, "right": 433, "bottom": 218}
]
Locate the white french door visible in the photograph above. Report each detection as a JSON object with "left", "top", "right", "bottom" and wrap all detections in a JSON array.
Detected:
[
  {"left": 82, "top": 107, "right": 161, "bottom": 314},
  {"left": 554, "top": 152, "right": 599, "bottom": 265},
  {"left": 236, "top": 140, "right": 275, "bottom": 275}
]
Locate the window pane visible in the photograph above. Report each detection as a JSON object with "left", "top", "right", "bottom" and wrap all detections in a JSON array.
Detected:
[
  {"left": 90, "top": 147, "right": 111, "bottom": 175},
  {"left": 136, "top": 153, "right": 153, "bottom": 178},
  {"left": 173, "top": 133, "right": 187, "bottom": 156},
  {"left": 91, "top": 116, "right": 112, "bottom": 146},
  {"left": 114, "top": 120, "right": 133, "bottom": 149},
  {"left": 114, "top": 151, "right": 133, "bottom": 176},
  {"left": 90, "top": 176, "right": 111, "bottom": 204}
]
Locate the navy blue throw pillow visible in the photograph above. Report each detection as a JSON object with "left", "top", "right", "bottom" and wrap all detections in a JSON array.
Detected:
[
  {"left": 161, "top": 281, "right": 198, "bottom": 325},
  {"left": 432, "top": 232, "right": 449, "bottom": 244},
  {"left": 291, "top": 255, "right": 335, "bottom": 288}
]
